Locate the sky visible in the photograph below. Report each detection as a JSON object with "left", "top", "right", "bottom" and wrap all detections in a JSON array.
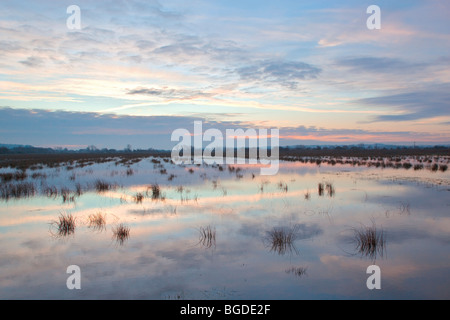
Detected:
[{"left": 0, "top": 0, "right": 449, "bottom": 150}]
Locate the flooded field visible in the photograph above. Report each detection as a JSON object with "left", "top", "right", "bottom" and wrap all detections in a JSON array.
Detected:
[{"left": 0, "top": 156, "right": 449, "bottom": 299}]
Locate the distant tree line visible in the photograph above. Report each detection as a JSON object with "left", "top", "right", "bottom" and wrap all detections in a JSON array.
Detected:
[
  {"left": 0, "top": 145, "right": 167, "bottom": 155},
  {"left": 0, "top": 143, "right": 449, "bottom": 157}
]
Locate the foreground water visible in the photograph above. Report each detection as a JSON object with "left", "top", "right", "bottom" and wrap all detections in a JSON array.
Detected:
[{"left": 0, "top": 158, "right": 449, "bottom": 299}]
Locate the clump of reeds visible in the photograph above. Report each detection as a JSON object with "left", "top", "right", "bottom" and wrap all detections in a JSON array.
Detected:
[
  {"left": 265, "top": 225, "right": 300, "bottom": 256},
  {"left": 88, "top": 212, "right": 106, "bottom": 232},
  {"left": 304, "top": 190, "right": 311, "bottom": 200},
  {"left": 94, "top": 179, "right": 117, "bottom": 192},
  {"left": 75, "top": 183, "right": 83, "bottom": 197},
  {"left": 134, "top": 192, "right": 144, "bottom": 204},
  {"left": 277, "top": 181, "right": 288, "bottom": 193},
  {"left": 112, "top": 223, "right": 130, "bottom": 245},
  {"left": 126, "top": 168, "right": 134, "bottom": 176},
  {"left": 50, "top": 212, "right": 76, "bottom": 238},
  {"left": 0, "top": 171, "right": 27, "bottom": 183},
  {"left": 318, "top": 183, "right": 324, "bottom": 196},
  {"left": 325, "top": 182, "right": 335, "bottom": 197},
  {"left": 352, "top": 220, "right": 386, "bottom": 260},
  {"left": 43, "top": 185, "right": 58, "bottom": 198},
  {"left": 0, "top": 182, "right": 36, "bottom": 200},
  {"left": 148, "top": 184, "right": 163, "bottom": 200},
  {"left": 198, "top": 225, "right": 216, "bottom": 249},
  {"left": 402, "top": 162, "right": 412, "bottom": 170},
  {"left": 31, "top": 172, "right": 47, "bottom": 179},
  {"left": 61, "top": 187, "right": 75, "bottom": 203},
  {"left": 285, "top": 266, "right": 307, "bottom": 278}
]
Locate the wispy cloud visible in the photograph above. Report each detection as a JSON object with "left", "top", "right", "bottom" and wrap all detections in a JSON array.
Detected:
[
  {"left": 127, "top": 87, "right": 215, "bottom": 100},
  {"left": 19, "top": 56, "right": 44, "bottom": 68},
  {"left": 336, "top": 56, "right": 427, "bottom": 74},
  {"left": 237, "top": 60, "right": 321, "bottom": 90},
  {"left": 357, "top": 85, "right": 450, "bottom": 122}
]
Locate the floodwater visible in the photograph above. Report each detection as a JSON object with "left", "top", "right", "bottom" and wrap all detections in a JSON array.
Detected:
[{"left": 0, "top": 157, "right": 449, "bottom": 299}]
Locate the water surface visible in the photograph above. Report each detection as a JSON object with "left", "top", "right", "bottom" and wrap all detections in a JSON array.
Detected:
[{"left": 0, "top": 158, "right": 449, "bottom": 299}]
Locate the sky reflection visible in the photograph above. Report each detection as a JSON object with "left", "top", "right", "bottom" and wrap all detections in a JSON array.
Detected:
[{"left": 0, "top": 161, "right": 449, "bottom": 299}]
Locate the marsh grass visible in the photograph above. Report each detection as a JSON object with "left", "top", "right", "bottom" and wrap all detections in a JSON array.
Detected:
[
  {"left": 94, "top": 179, "right": 118, "bottom": 192},
  {"left": 87, "top": 212, "right": 106, "bottom": 232},
  {"left": 49, "top": 212, "right": 76, "bottom": 238},
  {"left": 126, "top": 168, "right": 134, "bottom": 176},
  {"left": 75, "top": 183, "right": 83, "bottom": 197},
  {"left": 43, "top": 185, "right": 58, "bottom": 198},
  {"left": 133, "top": 192, "right": 144, "bottom": 204},
  {"left": 265, "top": 225, "right": 300, "bottom": 256},
  {"left": 0, "top": 171, "right": 27, "bottom": 183},
  {"left": 61, "top": 187, "right": 75, "bottom": 203},
  {"left": 112, "top": 223, "right": 130, "bottom": 245},
  {"left": 325, "top": 182, "right": 335, "bottom": 197},
  {"left": 277, "top": 181, "right": 288, "bottom": 193},
  {"left": 352, "top": 220, "right": 386, "bottom": 260},
  {"left": 147, "top": 184, "right": 164, "bottom": 200},
  {"left": 0, "top": 182, "right": 36, "bottom": 200},
  {"left": 304, "top": 190, "right": 311, "bottom": 200},
  {"left": 285, "top": 266, "right": 307, "bottom": 278},
  {"left": 197, "top": 225, "right": 216, "bottom": 249},
  {"left": 31, "top": 172, "right": 47, "bottom": 179},
  {"left": 318, "top": 183, "right": 324, "bottom": 196}
]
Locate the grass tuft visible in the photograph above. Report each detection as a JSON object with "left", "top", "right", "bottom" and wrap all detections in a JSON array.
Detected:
[
  {"left": 352, "top": 220, "right": 386, "bottom": 260},
  {"left": 133, "top": 192, "right": 144, "bottom": 204},
  {"left": 50, "top": 212, "right": 76, "bottom": 238},
  {"left": 265, "top": 225, "right": 300, "bottom": 256},
  {"left": 112, "top": 223, "right": 130, "bottom": 245},
  {"left": 88, "top": 212, "right": 106, "bottom": 232}
]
